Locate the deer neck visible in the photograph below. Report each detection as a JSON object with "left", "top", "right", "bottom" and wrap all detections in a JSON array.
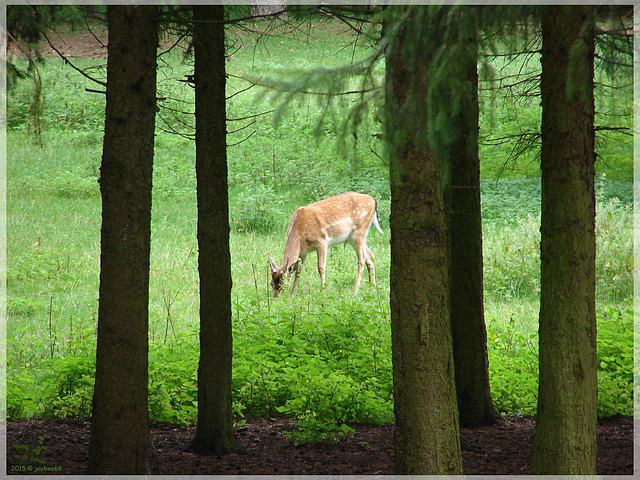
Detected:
[{"left": 282, "top": 232, "right": 303, "bottom": 270}]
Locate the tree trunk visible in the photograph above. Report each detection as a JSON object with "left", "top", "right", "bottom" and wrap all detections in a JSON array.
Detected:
[
  {"left": 447, "top": 8, "right": 500, "bottom": 428},
  {"left": 87, "top": 5, "right": 157, "bottom": 475},
  {"left": 385, "top": 6, "right": 461, "bottom": 475},
  {"left": 531, "top": 5, "right": 597, "bottom": 475},
  {"left": 190, "top": 5, "right": 238, "bottom": 456}
]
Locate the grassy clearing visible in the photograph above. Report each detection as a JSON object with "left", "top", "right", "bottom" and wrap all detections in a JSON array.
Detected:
[
  {"left": 7, "top": 129, "right": 633, "bottom": 427},
  {"left": 6, "top": 20, "right": 633, "bottom": 436}
]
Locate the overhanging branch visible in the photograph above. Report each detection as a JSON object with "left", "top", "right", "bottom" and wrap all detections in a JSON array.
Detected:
[{"left": 42, "top": 31, "right": 106, "bottom": 87}]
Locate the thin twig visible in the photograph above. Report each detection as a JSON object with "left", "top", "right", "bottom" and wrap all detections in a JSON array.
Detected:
[
  {"left": 228, "top": 119, "right": 256, "bottom": 135},
  {"left": 228, "top": 109, "right": 274, "bottom": 123},
  {"left": 227, "top": 130, "right": 257, "bottom": 147},
  {"left": 42, "top": 31, "right": 106, "bottom": 87}
]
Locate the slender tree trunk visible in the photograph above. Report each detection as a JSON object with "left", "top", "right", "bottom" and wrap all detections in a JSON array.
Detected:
[
  {"left": 531, "top": 5, "right": 597, "bottom": 475},
  {"left": 447, "top": 8, "right": 500, "bottom": 428},
  {"left": 87, "top": 5, "right": 157, "bottom": 475},
  {"left": 385, "top": 6, "right": 461, "bottom": 474},
  {"left": 190, "top": 5, "right": 238, "bottom": 455}
]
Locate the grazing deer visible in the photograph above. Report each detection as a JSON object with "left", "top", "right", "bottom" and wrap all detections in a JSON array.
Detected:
[{"left": 268, "top": 192, "right": 383, "bottom": 297}]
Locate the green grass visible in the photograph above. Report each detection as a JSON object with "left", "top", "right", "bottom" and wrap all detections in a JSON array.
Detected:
[{"left": 6, "top": 20, "right": 633, "bottom": 436}]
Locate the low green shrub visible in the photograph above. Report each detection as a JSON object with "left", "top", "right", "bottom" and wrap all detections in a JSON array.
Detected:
[
  {"left": 487, "top": 301, "right": 633, "bottom": 417},
  {"left": 230, "top": 184, "right": 286, "bottom": 232},
  {"left": 148, "top": 340, "right": 199, "bottom": 425},
  {"left": 596, "top": 302, "right": 634, "bottom": 417},
  {"left": 8, "top": 344, "right": 95, "bottom": 420},
  {"left": 232, "top": 291, "right": 393, "bottom": 440}
]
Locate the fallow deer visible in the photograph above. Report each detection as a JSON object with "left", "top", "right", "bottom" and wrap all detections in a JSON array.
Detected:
[{"left": 268, "top": 192, "right": 383, "bottom": 297}]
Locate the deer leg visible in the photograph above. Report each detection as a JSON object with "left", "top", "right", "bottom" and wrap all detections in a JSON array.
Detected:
[
  {"left": 316, "top": 244, "right": 328, "bottom": 290},
  {"left": 352, "top": 243, "right": 366, "bottom": 293},
  {"left": 290, "top": 255, "right": 305, "bottom": 295},
  {"left": 364, "top": 245, "right": 376, "bottom": 287}
]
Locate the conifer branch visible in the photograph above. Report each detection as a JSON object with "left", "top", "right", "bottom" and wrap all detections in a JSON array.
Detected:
[{"left": 595, "top": 125, "right": 632, "bottom": 136}]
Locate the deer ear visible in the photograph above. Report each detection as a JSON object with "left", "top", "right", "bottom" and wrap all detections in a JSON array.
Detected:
[{"left": 269, "top": 255, "right": 278, "bottom": 273}]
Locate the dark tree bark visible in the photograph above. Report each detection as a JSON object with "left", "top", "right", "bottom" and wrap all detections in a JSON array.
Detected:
[
  {"left": 87, "top": 5, "right": 158, "bottom": 475},
  {"left": 385, "top": 6, "right": 462, "bottom": 474},
  {"left": 531, "top": 5, "right": 597, "bottom": 475},
  {"left": 190, "top": 5, "right": 238, "bottom": 455},
  {"left": 447, "top": 8, "right": 500, "bottom": 428}
]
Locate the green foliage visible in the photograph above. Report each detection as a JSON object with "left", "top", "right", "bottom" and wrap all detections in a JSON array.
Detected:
[
  {"left": 595, "top": 187, "right": 634, "bottom": 302},
  {"left": 487, "top": 315, "right": 539, "bottom": 415},
  {"left": 478, "top": 21, "right": 633, "bottom": 180},
  {"left": 152, "top": 147, "right": 196, "bottom": 200},
  {"left": 8, "top": 58, "right": 106, "bottom": 131},
  {"left": 284, "top": 419, "right": 355, "bottom": 445},
  {"left": 481, "top": 176, "right": 633, "bottom": 303},
  {"left": 232, "top": 291, "right": 393, "bottom": 440},
  {"left": 487, "top": 301, "right": 633, "bottom": 417},
  {"left": 596, "top": 302, "right": 634, "bottom": 417},
  {"left": 230, "top": 184, "right": 285, "bottom": 233},
  {"left": 480, "top": 178, "right": 541, "bottom": 221},
  {"left": 148, "top": 340, "right": 199, "bottom": 425},
  {"left": 22, "top": 170, "right": 98, "bottom": 198},
  {"left": 6, "top": 3, "right": 83, "bottom": 125},
  {"left": 8, "top": 327, "right": 95, "bottom": 419},
  {"left": 42, "top": 353, "right": 95, "bottom": 418}
]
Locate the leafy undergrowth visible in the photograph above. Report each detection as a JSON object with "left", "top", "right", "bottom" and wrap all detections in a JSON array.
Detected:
[
  {"left": 8, "top": 294, "right": 633, "bottom": 443},
  {"left": 487, "top": 301, "right": 633, "bottom": 418}
]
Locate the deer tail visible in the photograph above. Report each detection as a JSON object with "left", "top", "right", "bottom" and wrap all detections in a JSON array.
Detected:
[{"left": 373, "top": 203, "right": 383, "bottom": 234}]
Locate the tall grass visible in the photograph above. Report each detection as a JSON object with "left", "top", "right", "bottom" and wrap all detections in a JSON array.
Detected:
[{"left": 6, "top": 20, "right": 633, "bottom": 432}]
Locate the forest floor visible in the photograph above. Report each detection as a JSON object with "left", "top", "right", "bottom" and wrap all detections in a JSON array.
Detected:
[{"left": 7, "top": 415, "right": 634, "bottom": 475}]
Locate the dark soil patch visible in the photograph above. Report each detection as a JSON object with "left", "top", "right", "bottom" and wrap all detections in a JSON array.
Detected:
[
  {"left": 7, "top": 415, "right": 633, "bottom": 475},
  {"left": 7, "top": 25, "right": 108, "bottom": 60}
]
